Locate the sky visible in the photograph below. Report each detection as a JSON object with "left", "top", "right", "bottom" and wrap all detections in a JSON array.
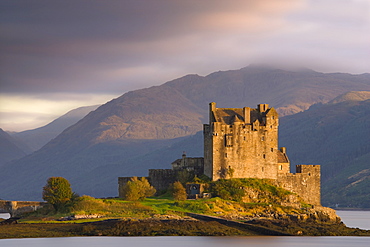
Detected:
[{"left": 1, "top": 0, "right": 370, "bottom": 132}]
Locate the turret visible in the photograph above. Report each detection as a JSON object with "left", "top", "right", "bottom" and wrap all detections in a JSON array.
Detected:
[
  {"left": 209, "top": 102, "right": 216, "bottom": 123},
  {"left": 243, "top": 107, "right": 250, "bottom": 123},
  {"left": 258, "top": 104, "right": 269, "bottom": 113}
]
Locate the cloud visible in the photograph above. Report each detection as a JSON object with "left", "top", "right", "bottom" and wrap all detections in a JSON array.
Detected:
[
  {"left": 1, "top": 0, "right": 369, "bottom": 131},
  {"left": 0, "top": 93, "right": 118, "bottom": 131},
  {"left": 0, "top": 0, "right": 300, "bottom": 94}
]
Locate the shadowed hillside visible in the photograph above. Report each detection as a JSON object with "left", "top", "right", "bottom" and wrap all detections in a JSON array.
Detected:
[
  {"left": 0, "top": 129, "right": 31, "bottom": 167},
  {"left": 1, "top": 66, "right": 370, "bottom": 201},
  {"left": 279, "top": 99, "right": 370, "bottom": 207}
]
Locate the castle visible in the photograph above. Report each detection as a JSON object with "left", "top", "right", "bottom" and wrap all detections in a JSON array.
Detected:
[{"left": 119, "top": 103, "right": 321, "bottom": 205}]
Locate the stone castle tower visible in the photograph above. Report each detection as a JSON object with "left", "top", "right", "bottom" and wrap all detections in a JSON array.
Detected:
[
  {"left": 203, "top": 102, "right": 320, "bottom": 205},
  {"left": 204, "top": 102, "right": 289, "bottom": 180}
]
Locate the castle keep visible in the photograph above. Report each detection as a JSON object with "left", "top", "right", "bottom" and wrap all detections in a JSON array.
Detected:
[{"left": 119, "top": 103, "right": 321, "bottom": 205}]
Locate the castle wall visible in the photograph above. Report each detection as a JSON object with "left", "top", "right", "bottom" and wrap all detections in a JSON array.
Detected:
[
  {"left": 148, "top": 169, "right": 176, "bottom": 193},
  {"left": 172, "top": 156, "right": 204, "bottom": 176},
  {"left": 0, "top": 200, "right": 46, "bottom": 217},
  {"left": 277, "top": 165, "right": 321, "bottom": 205}
]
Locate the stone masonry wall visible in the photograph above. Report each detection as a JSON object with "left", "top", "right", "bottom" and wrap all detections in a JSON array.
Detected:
[
  {"left": 148, "top": 169, "right": 177, "bottom": 193},
  {"left": 277, "top": 165, "right": 321, "bottom": 205},
  {"left": 204, "top": 103, "right": 280, "bottom": 180}
]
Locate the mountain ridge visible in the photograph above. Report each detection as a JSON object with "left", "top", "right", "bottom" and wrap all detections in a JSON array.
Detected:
[{"left": 1, "top": 66, "right": 370, "bottom": 201}]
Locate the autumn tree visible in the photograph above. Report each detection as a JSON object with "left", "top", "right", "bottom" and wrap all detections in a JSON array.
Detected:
[
  {"left": 42, "top": 177, "right": 77, "bottom": 211},
  {"left": 121, "top": 177, "right": 156, "bottom": 201},
  {"left": 172, "top": 181, "right": 187, "bottom": 201}
]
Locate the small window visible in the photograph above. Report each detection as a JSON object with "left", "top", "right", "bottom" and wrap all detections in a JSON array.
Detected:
[
  {"left": 261, "top": 136, "right": 265, "bottom": 141},
  {"left": 263, "top": 154, "right": 266, "bottom": 159},
  {"left": 225, "top": 153, "right": 228, "bottom": 158},
  {"left": 271, "top": 148, "right": 274, "bottom": 152},
  {"left": 279, "top": 165, "right": 283, "bottom": 170}
]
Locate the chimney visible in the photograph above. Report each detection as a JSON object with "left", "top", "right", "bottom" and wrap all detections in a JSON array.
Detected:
[
  {"left": 209, "top": 102, "right": 216, "bottom": 123},
  {"left": 243, "top": 107, "right": 250, "bottom": 123},
  {"left": 258, "top": 104, "right": 269, "bottom": 113}
]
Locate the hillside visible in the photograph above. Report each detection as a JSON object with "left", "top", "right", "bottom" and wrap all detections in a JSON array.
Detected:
[
  {"left": 279, "top": 98, "right": 370, "bottom": 207},
  {"left": 0, "top": 129, "right": 31, "bottom": 167},
  {"left": 1, "top": 65, "right": 370, "bottom": 201},
  {"left": 12, "top": 105, "right": 100, "bottom": 151},
  {"left": 328, "top": 91, "right": 370, "bottom": 104}
]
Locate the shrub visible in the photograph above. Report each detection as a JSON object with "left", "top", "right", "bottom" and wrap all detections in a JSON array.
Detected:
[
  {"left": 42, "top": 177, "right": 78, "bottom": 212},
  {"left": 172, "top": 181, "right": 187, "bottom": 201},
  {"left": 121, "top": 177, "right": 156, "bottom": 201}
]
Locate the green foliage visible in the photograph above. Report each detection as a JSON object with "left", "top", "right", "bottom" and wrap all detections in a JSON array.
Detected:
[
  {"left": 210, "top": 178, "right": 292, "bottom": 202},
  {"left": 176, "top": 170, "right": 194, "bottom": 184},
  {"left": 121, "top": 177, "right": 156, "bottom": 201},
  {"left": 72, "top": 195, "right": 108, "bottom": 215},
  {"left": 192, "top": 174, "right": 211, "bottom": 184},
  {"left": 211, "top": 179, "right": 246, "bottom": 202},
  {"left": 173, "top": 200, "right": 210, "bottom": 214},
  {"left": 42, "top": 177, "right": 77, "bottom": 212},
  {"left": 171, "top": 181, "right": 187, "bottom": 201}
]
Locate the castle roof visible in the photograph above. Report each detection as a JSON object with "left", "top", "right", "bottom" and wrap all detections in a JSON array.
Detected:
[
  {"left": 214, "top": 108, "right": 244, "bottom": 124},
  {"left": 277, "top": 150, "right": 289, "bottom": 163},
  {"left": 213, "top": 108, "right": 270, "bottom": 125}
]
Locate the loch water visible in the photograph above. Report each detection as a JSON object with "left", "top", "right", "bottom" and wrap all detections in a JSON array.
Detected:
[{"left": 1, "top": 211, "right": 369, "bottom": 246}]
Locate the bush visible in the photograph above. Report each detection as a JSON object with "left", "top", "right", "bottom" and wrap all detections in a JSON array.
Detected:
[
  {"left": 121, "top": 177, "right": 156, "bottom": 201},
  {"left": 171, "top": 181, "right": 187, "bottom": 201},
  {"left": 211, "top": 179, "right": 246, "bottom": 202},
  {"left": 42, "top": 177, "right": 78, "bottom": 212}
]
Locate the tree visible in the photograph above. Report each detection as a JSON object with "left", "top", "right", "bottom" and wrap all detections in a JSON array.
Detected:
[
  {"left": 121, "top": 177, "right": 156, "bottom": 201},
  {"left": 42, "top": 177, "right": 76, "bottom": 211},
  {"left": 172, "top": 181, "right": 187, "bottom": 201}
]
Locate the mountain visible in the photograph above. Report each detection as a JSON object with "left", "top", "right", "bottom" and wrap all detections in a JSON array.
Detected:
[
  {"left": 0, "top": 128, "right": 32, "bottom": 167},
  {"left": 328, "top": 91, "right": 370, "bottom": 104},
  {"left": 12, "top": 105, "right": 100, "bottom": 152},
  {"left": 1, "top": 65, "right": 370, "bottom": 201},
  {"left": 279, "top": 97, "right": 370, "bottom": 207},
  {"left": 164, "top": 66, "right": 370, "bottom": 116}
]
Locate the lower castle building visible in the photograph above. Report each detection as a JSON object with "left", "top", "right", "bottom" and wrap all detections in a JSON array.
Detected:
[{"left": 119, "top": 103, "right": 321, "bottom": 205}]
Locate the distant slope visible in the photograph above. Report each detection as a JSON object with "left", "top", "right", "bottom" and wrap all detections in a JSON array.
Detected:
[
  {"left": 328, "top": 91, "right": 370, "bottom": 104},
  {"left": 0, "top": 128, "right": 31, "bottom": 167},
  {"left": 13, "top": 105, "right": 100, "bottom": 151},
  {"left": 279, "top": 97, "right": 370, "bottom": 207},
  {"left": 1, "top": 65, "right": 370, "bottom": 201}
]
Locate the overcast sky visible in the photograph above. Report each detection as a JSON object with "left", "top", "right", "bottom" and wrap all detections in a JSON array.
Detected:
[{"left": 1, "top": 0, "right": 370, "bottom": 131}]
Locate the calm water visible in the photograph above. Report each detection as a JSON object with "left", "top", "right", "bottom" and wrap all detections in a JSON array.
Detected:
[
  {"left": 1, "top": 211, "right": 369, "bottom": 246},
  {"left": 336, "top": 210, "right": 370, "bottom": 230},
  {"left": 0, "top": 213, "right": 10, "bottom": 219},
  {"left": 0, "top": 236, "right": 369, "bottom": 247}
]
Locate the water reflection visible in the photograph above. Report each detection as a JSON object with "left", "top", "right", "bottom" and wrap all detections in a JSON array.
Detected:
[
  {"left": 1, "top": 236, "right": 370, "bottom": 247},
  {"left": 0, "top": 213, "right": 10, "bottom": 219}
]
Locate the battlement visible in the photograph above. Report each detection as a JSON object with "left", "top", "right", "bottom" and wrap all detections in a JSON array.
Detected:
[
  {"left": 296, "top": 164, "right": 320, "bottom": 175},
  {"left": 277, "top": 164, "right": 321, "bottom": 205}
]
